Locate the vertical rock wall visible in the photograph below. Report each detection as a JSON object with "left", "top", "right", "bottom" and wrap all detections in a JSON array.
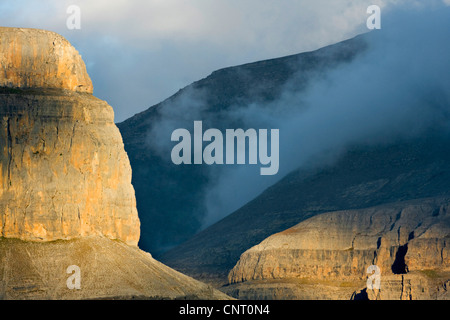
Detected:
[{"left": 0, "top": 27, "right": 140, "bottom": 246}]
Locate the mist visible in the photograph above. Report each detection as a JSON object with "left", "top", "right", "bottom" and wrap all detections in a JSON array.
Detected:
[{"left": 148, "top": 3, "right": 450, "bottom": 230}]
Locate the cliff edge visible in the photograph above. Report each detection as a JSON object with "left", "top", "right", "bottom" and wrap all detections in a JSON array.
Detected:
[
  {"left": 0, "top": 27, "right": 139, "bottom": 245},
  {"left": 225, "top": 197, "right": 450, "bottom": 300},
  {"left": 0, "top": 27, "right": 92, "bottom": 93}
]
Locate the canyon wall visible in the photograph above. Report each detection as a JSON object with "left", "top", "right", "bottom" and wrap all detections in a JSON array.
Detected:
[{"left": 226, "top": 197, "right": 450, "bottom": 299}]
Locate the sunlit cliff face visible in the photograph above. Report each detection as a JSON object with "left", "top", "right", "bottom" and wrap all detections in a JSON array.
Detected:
[
  {"left": 0, "top": 27, "right": 93, "bottom": 93},
  {"left": 0, "top": 27, "right": 140, "bottom": 245}
]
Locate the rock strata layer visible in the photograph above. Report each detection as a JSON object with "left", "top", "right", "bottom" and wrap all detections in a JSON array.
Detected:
[{"left": 226, "top": 197, "right": 450, "bottom": 300}]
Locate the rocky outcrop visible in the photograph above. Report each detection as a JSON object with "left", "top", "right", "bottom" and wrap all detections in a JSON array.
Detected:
[
  {"left": 225, "top": 197, "right": 450, "bottom": 299},
  {"left": 0, "top": 27, "right": 139, "bottom": 245},
  {"left": 0, "top": 90, "right": 141, "bottom": 245},
  {"left": 0, "top": 27, "right": 92, "bottom": 93},
  {"left": 1, "top": 90, "right": 143, "bottom": 246},
  {"left": 0, "top": 27, "right": 231, "bottom": 300}
]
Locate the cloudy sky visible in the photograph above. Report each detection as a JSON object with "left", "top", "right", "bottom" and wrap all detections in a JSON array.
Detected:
[{"left": 0, "top": 0, "right": 445, "bottom": 122}]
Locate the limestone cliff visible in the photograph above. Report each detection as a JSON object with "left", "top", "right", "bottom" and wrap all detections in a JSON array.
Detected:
[
  {"left": 0, "top": 91, "right": 141, "bottom": 245},
  {"left": 0, "top": 27, "right": 230, "bottom": 300},
  {"left": 225, "top": 197, "right": 450, "bottom": 300},
  {"left": 0, "top": 27, "right": 139, "bottom": 246},
  {"left": 118, "top": 34, "right": 368, "bottom": 256},
  {"left": 0, "top": 27, "right": 92, "bottom": 93}
]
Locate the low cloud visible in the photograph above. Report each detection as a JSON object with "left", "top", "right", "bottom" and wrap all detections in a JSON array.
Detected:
[
  {"left": 0, "top": 0, "right": 405, "bottom": 122},
  {"left": 189, "top": 3, "right": 450, "bottom": 227}
]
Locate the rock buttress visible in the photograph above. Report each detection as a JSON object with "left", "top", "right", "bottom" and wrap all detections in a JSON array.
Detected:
[
  {"left": 0, "top": 27, "right": 139, "bottom": 245},
  {"left": 0, "top": 27, "right": 92, "bottom": 93}
]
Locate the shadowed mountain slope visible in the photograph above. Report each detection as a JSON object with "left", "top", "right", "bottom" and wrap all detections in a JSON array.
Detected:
[{"left": 118, "top": 34, "right": 368, "bottom": 255}]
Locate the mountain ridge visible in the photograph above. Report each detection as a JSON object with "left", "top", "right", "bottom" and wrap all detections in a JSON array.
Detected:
[{"left": 118, "top": 33, "right": 369, "bottom": 255}]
